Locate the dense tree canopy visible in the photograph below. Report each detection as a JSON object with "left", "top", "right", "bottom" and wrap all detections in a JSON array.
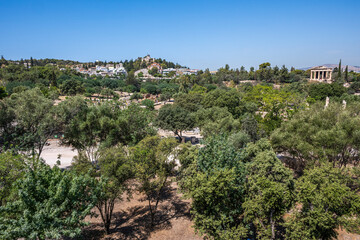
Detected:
[
  {"left": 243, "top": 139, "right": 295, "bottom": 239},
  {"left": 2, "top": 56, "right": 360, "bottom": 239},
  {"left": 271, "top": 102, "right": 360, "bottom": 170},
  {"left": 156, "top": 104, "right": 195, "bottom": 140},
  {"left": 286, "top": 164, "right": 360, "bottom": 240},
  {"left": 179, "top": 135, "right": 248, "bottom": 239},
  {"left": 0, "top": 152, "right": 25, "bottom": 206},
  {"left": 63, "top": 101, "right": 155, "bottom": 162},
  {"left": 0, "top": 161, "right": 99, "bottom": 240},
  {"left": 194, "top": 107, "right": 241, "bottom": 138},
  {"left": 1, "top": 88, "right": 57, "bottom": 156}
]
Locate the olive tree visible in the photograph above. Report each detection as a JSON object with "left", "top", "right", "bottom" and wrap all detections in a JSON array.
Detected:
[
  {"left": 156, "top": 104, "right": 194, "bottom": 141},
  {"left": 95, "top": 146, "right": 133, "bottom": 234},
  {"left": 2, "top": 88, "right": 57, "bottom": 157},
  {"left": 131, "top": 136, "right": 178, "bottom": 227}
]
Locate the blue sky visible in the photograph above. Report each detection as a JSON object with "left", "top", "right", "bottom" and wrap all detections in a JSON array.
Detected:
[{"left": 0, "top": 0, "right": 359, "bottom": 70}]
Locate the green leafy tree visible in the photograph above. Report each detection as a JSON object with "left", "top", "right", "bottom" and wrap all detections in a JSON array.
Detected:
[
  {"left": 64, "top": 102, "right": 155, "bottom": 162},
  {"left": 286, "top": 164, "right": 360, "bottom": 240},
  {"left": 227, "top": 131, "right": 251, "bottom": 149},
  {"left": 4, "top": 88, "right": 57, "bottom": 157},
  {"left": 244, "top": 85, "right": 306, "bottom": 133},
  {"left": 130, "top": 92, "right": 143, "bottom": 100},
  {"left": 0, "top": 86, "right": 8, "bottom": 99},
  {"left": 243, "top": 139, "right": 295, "bottom": 239},
  {"left": 131, "top": 136, "right": 178, "bottom": 226},
  {"left": 141, "top": 99, "right": 155, "bottom": 110},
  {"left": 0, "top": 152, "right": 26, "bottom": 206},
  {"left": 101, "top": 88, "right": 118, "bottom": 99},
  {"left": 160, "top": 87, "right": 176, "bottom": 101},
  {"left": 174, "top": 92, "right": 204, "bottom": 112},
  {"left": 49, "top": 68, "right": 57, "bottom": 87},
  {"left": 180, "top": 135, "right": 248, "bottom": 239},
  {"left": 271, "top": 102, "right": 360, "bottom": 171},
  {"left": 202, "top": 88, "right": 243, "bottom": 118},
  {"left": 148, "top": 67, "right": 159, "bottom": 76},
  {"left": 55, "top": 95, "right": 88, "bottom": 131},
  {"left": 63, "top": 102, "right": 121, "bottom": 162},
  {"left": 338, "top": 59, "right": 342, "bottom": 80},
  {"left": 0, "top": 100, "right": 16, "bottom": 151},
  {"left": 156, "top": 104, "right": 195, "bottom": 141},
  {"left": 309, "top": 82, "right": 346, "bottom": 101},
  {"left": 345, "top": 65, "right": 349, "bottom": 82},
  {"left": 241, "top": 113, "right": 260, "bottom": 142},
  {"left": 256, "top": 62, "right": 272, "bottom": 82},
  {"left": 189, "top": 84, "right": 207, "bottom": 94},
  {"left": 120, "top": 103, "right": 156, "bottom": 144},
  {"left": 176, "top": 142, "right": 199, "bottom": 174},
  {"left": 95, "top": 146, "right": 133, "bottom": 234},
  {"left": 126, "top": 70, "right": 138, "bottom": 87},
  {"left": 0, "top": 161, "right": 99, "bottom": 240},
  {"left": 194, "top": 107, "right": 240, "bottom": 138},
  {"left": 60, "top": 78, "right": 85, "bottom": 95}
]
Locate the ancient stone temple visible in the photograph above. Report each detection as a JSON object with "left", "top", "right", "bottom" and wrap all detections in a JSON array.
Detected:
[{"left": 310, "top": 66, "right": 333, "bottom": 83}]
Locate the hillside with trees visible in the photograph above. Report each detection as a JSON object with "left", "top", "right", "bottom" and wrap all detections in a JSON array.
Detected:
[{"left": 1, "top": 56, "right": 360, "bottom": 239}]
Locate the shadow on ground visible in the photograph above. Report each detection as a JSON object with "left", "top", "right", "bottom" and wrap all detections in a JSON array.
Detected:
[{"left": 73, "top": 184, "right": 192, "bottom": 240}]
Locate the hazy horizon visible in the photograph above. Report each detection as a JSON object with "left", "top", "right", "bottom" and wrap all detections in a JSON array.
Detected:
[{"left": 1, "top": 0, "right": 359, "bottom": 70}]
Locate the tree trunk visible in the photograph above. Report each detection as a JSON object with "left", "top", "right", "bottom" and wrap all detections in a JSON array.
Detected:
[
  {"left": 97, "top": 198, "right": 115, "bottom": 235},
  {"left": 148, "top": 198, "right": 155, "bottom": 227},
  {"left": 105, "top": 221, "right": 111, "bottom": 234},
  {"left": 174, "top": 130, "right": 182, "bottom": 143},
  {"left": 270, "top": 210, "right": 275, "bottom": 240}
]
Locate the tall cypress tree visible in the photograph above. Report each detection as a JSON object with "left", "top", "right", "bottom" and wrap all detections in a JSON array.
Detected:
[
  {"left": 50, "top": 69, "right": 57, "bottom": 87},
  {"left": 337, "top": 59, "right": 342, "bottom": 80},
  {"left": 345, "top": 65, "right": 348, "bottom": 82},
  {"left": 0, "top": 55, "right": 7, "bottom": 65}
]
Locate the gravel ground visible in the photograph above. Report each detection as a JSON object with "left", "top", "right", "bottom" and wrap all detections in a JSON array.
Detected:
[{"left": 41, "top": 139, "right": 77, "bottom": 168}]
